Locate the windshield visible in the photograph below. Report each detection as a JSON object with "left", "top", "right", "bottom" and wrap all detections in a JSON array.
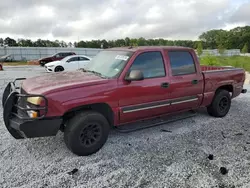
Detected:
[{"left": 83, "top": 50, "right": 133, "bottom": 78}]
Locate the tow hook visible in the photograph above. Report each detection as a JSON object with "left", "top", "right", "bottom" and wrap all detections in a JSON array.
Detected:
[{"left": 241, "top": 89, "right": 247, "bottom": 93}]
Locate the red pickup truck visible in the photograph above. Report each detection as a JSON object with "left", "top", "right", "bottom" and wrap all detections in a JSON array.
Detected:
[{"left": 2, "top": 46, "right": 247, "bottom": 156}]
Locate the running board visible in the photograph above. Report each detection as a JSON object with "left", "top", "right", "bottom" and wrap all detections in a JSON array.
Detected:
[{"left": 115, "top": 110, "right": 197, "bottom": 133}]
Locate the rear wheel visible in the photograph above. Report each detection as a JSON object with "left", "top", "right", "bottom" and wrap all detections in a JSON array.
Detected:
[
  {"left": 64, "top": 111, "right": 110, "bottom": 156},
  {"left": 55, "top": 66, "right": 64, "bottom": 72},
  {"left": 207, "top": 89, "right": 231, "bottom": 117}
]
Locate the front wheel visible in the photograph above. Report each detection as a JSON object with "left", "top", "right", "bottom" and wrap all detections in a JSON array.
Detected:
[
  {"left": 54, "top": 66, "right": 64, "bottom": 72},
  {"left": 64, "top": 111, "right": 110, "bottom": 156},
  {"left": 207, "top": 89, "right": 231, "bottom": 117}
]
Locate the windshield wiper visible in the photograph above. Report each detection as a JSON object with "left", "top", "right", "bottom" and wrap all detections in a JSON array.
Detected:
[{"left": 79, "top": 68, "right": 108, "bottom": 78}]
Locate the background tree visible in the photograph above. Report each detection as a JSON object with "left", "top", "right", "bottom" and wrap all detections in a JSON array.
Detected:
[
  {"left": 218, "top": 43, "right": 226, "bottom": 55},
  {"left": 68, "top": 42, "right": 73, "bottom": 48},
  {"left": 242, "top": 43, "right": 248, "bottom": 54},
  {"left": 101, "top": 39, "right": 109, "bottom": 49},
  {"left": 2, "top": 25, "right": 250, "bottom": 50},
  {"left": 4, "top": 37, "right": 18, "bottom": 46},
  {"left": 197, "top": 41, "right": 203, "bottom": 56},
  {"left": 125, "top": 37, "right": 130, "bottom": 46},
  {"left": 0, "top": 38, "right": 4, "bottom": 46}
]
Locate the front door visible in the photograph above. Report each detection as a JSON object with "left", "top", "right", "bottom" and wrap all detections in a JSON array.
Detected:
[
  {"left": 166, "top": 50, "right": 204, "bottom": 112},
  {"left": 118, "top": 50, "right": 172, "bottom": 124}
]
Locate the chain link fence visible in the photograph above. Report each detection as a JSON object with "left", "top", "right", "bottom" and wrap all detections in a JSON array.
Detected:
[
  {"left": 0, "top": 47, "right": 102, "bottom": 61},
  {"left": 195, "top": 49, "right": 241, "bottom": 57},
  {"left": 0, "top": 47, "right": 242, "bottom": 61}
]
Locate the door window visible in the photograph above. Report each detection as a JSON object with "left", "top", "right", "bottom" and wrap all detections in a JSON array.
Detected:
[
  {"left": 79, "top": 56, "right": 90, "bottom": 61},
  {"left": 55, "top": 53, "right": 61, "bottom": 58},
  {"left": 168, "top": 51, "right": 196, "bottom": 76},
  {"left": 129, "top": 51, "right": 166, "bottom": 79},
  {"left": 67, "top": 57, "right": 78, "bottom": 62}
]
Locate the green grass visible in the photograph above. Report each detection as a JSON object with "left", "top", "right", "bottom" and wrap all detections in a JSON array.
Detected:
[{"left": 200, "top": 55, "right": 250, "bottom": 72}]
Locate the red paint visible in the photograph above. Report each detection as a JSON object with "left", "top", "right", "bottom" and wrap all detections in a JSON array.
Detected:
[{"left": 21, "top": 46, "right": 246, "bottom": 126}]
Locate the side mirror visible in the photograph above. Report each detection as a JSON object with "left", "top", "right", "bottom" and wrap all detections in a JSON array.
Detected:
[{"left": 125, "top": 70, "right": 144, "bottom": 81}]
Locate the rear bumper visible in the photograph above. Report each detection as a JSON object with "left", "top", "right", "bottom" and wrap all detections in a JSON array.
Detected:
[{"left": 2, "top": 79, "right": 62, "bottom": 139}]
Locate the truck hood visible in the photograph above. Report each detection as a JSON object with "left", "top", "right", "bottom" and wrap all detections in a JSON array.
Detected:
[
  {"left": 38, "top": 56, "right": 52, "bottom": 61},
  {"left": 21, "top": 71, "right": 109, "bottom": 94}
]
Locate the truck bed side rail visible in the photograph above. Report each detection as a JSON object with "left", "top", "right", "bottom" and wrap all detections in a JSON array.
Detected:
[{"left": 201, "top": 66, "right": 244, "bottom": 73}]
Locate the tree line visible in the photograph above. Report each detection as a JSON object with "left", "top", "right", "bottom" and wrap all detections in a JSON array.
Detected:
[{"left": 0, "top": 26, "right": 249, "bottom": 52}]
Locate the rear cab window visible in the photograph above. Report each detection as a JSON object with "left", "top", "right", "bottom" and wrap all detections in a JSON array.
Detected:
[
  {"left": 129, "top": 51, "right": 166, "bottom": 79},
  {"left": 168, "top": 51, "right": 196, "bottom": 76}
]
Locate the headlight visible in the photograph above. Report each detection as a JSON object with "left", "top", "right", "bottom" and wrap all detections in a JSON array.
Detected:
[
  {"left": 47, "top": 65, "right": 54, "bottom": 67},
  {"left": 27, "top": 97, "right": 43, "bottom": 105}
]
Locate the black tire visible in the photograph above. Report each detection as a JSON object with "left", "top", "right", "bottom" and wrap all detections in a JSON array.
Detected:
[
  {"left": 207, "top": 89, "right": 231, "bottom": 117},
  {"left": 64, "top": 111, "right": 110, "bottom": 156},
  {"left": 55, "top": 66, "right": 64, "bottom": 72}
]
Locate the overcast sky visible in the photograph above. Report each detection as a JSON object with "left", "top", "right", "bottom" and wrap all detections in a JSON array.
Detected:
[{"left": 0, "top": 0, "right": 249, "bottom": 42}]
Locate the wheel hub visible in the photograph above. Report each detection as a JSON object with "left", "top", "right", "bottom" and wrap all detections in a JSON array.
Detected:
[
  {"left": 219, "top": 96, "right": 229, "bottom": 112},
  {"left": 80, "top": 124, "right": 101, "bottom": 147}
]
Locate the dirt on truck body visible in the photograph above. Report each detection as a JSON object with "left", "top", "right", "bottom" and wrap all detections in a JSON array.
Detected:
[{"left": 2, "top": 46, "right": 247, "bottom": 156}]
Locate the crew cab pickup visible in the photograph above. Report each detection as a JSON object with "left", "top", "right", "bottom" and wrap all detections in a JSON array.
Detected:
[{"left": 2, "top": 46, "right": 247, "bottom": 156}]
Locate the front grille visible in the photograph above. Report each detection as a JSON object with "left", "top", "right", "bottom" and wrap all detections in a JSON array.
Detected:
[
  {"left": 17, "top": 87, "right": 29, "bottom": 117},
  {"left": 19, "top": 87, "right": 27, "bottom": 107},
  {"left": 20, "top": 87, "right": 27, "bottom": 95}
]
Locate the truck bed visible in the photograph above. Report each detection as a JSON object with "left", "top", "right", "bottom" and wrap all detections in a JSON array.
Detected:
[{"left": 200, "top": 65, "right": 246, "bottom": 107}]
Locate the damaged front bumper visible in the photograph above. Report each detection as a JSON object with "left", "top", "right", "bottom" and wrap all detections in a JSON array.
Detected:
[{"left": 2, "top": 78, "right": 62, "bottom": 139}]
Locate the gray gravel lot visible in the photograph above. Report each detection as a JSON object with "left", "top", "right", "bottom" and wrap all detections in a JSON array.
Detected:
[{"left": 1, "top": 66, "right": 250, "bottom": 188}]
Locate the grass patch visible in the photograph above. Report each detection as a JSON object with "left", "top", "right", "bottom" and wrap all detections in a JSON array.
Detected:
[{"left": 200, "top": 55, "right": 250, "bottom": 72}]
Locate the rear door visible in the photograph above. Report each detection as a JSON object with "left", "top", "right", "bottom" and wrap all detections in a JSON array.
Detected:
[
  {"left": 78, "top": 56, "right": 91, "bottom": 68},
  {"left": 166, "top": 50, "right": 204, "bottom": 112},
  {"left": 63, "top": 56, "right": 79, "bottom": 71},
  {"left": 118, "top": 50, "right": 172, "bottom": 124}
]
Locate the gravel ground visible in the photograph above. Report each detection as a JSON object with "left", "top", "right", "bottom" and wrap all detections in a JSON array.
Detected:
[{"left": 1, "top": 66, "right": 250, "bottom": 188}]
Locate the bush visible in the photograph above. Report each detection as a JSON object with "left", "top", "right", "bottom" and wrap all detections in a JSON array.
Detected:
[{"left": 200, "top": 53, "right": 219, "bottom": 66}]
